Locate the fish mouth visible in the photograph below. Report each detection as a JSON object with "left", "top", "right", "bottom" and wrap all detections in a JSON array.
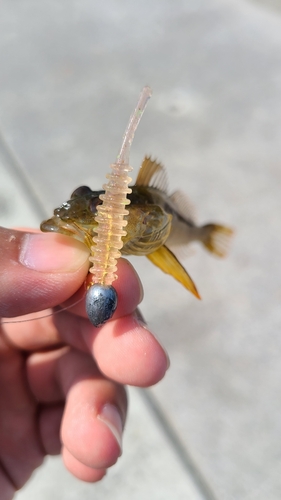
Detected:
[{"left": 40, "top": 217, "right": 93, "bottom": 248}]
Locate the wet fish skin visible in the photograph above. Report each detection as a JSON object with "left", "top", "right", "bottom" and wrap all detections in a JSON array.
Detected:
[{"left": 41, "top": 157, "right": 233, "bottom": 298}]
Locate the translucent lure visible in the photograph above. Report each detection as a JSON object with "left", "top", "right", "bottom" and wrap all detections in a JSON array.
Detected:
[{"left": 85, "top": 86, "right": 152, "bottom": 327}]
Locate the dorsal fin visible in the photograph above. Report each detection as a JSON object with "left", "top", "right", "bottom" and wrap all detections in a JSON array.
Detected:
[
  {"left": 169, "top": 190, "right": 197, "bottom": 223},
  {"left": 135, "top": 156, "right": 168, "bottom": 192}
]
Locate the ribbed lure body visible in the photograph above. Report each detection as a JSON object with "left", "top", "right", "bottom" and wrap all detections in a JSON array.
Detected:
[
  {"left": 86, "top": 86, "right": 152, "bottom": 326},
  {"left": 89, "top": 165, "right": 132, "bottom": 285}
]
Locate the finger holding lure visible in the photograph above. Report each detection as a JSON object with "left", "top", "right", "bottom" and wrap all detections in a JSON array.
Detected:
[{"left": 41, "top": 87, "right": 233, "bottom": 327}]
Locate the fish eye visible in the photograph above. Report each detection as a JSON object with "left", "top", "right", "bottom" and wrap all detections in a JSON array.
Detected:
[
  {"left": 89, "top": 197, "right": 102, "bottom": 214},
  {"left": 71, "top": 186, "right": 92, "bottom": 198}
]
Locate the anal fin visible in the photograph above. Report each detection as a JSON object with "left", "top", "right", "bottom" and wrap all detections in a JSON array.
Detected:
[{"left": 146, "top": 245, "right": 201, "bottom": 299}]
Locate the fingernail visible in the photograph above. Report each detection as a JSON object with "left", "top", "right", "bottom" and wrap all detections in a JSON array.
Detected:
[
  {"left": 133, "top": 309, "right": 170, "bottom": 370},
  {"left": 97, "top": 404, "right": 123, "bottom": 453},
  {"left": 19, "top": 233, "right": 90, "bottom": 272}
]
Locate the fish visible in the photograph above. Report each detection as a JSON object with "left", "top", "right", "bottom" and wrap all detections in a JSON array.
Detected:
[{"left": 40, "top": 156, "right": 233, "bottom": 299}]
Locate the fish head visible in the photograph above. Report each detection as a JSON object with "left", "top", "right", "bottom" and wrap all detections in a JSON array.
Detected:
[
  {"left": 54, "top": 186, "right": 103, "bottom": 223},
  {"left": 40, "top": 186, "right": 103, "bottom": 248}
]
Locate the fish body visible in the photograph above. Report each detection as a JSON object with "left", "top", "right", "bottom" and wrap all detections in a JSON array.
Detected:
[{"left": 41, "top": 157, "right": 233, "bottom": 298}]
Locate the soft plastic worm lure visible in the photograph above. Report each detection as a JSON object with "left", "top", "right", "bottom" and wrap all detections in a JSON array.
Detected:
[{"left": 85, "top": 86, "right": 152, "bottom": 327}]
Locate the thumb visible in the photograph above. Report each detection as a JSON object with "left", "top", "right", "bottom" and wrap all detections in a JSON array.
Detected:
[{"left": 0, "top": 227, "right": 90, "bottom": 318}]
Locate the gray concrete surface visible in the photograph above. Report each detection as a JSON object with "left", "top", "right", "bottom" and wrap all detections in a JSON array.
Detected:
[{"left": 1, "top": 0, "right": 281, "bottom": 498}]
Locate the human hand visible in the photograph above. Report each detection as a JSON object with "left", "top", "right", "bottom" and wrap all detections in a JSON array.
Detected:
[{"left": 0, "top": 227, "right": 168, "bottom": 499}]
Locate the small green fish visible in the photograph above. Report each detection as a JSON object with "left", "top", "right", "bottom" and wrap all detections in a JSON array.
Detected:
[{"left": 41, "top": 156, "right": 233, "bottom": 298}]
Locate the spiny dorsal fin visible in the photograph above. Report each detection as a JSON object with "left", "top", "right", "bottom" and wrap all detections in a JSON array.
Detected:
[
  {"left": 169, "top": 190, "right": 197, "bottom": 223},
  {"left": 135, "top": 156, "right": 168, "bottom": 192}
]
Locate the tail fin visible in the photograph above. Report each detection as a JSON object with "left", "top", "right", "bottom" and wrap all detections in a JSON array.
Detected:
[{"left": 201, "top": 224, "right": 234, "bottom": 258}]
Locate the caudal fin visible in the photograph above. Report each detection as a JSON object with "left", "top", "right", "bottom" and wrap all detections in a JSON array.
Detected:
[{"left": 201, "top": 224, "right": 234, "bottom": 258}]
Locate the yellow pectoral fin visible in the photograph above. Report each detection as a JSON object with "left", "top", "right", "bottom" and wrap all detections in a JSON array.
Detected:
[{"left": 146, "top": 246, "right": 201, "bottom": 299}]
